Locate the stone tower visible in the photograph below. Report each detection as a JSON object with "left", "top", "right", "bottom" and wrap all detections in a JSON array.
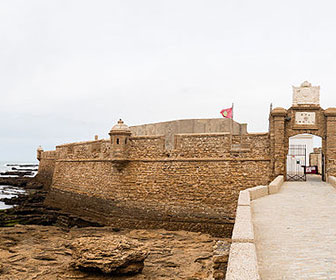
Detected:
[{"left": 108, "top": 119, "right": 132, "bottom": 160}]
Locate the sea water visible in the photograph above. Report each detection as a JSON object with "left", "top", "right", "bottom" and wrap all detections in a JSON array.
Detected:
[
  {"left": 0, "top": 161, "right": 36, "bottom": 209},
  {"left": 0, "top": 161, "right": 38, "bottom": 177},
  {"left": 0, "top": 161, "right": 10, "bottom": 173},
  {"left": 0, "top": 185, "right": 26, "bottom": 209}
]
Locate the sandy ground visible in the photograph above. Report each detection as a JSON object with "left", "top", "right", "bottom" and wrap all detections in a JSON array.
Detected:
[{"left": 0, "top": 225, "right": 225, "bottom": 280}]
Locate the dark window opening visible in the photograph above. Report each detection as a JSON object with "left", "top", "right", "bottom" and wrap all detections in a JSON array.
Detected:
[{"left": 116, "top": 138, "right": 119, "bottom": 144}]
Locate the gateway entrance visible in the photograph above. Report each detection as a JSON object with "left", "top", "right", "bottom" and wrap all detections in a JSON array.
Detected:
[
  {"left": 286, "top": 144, "right": 306, "bottom": 181},
  {"left": 269, "top": 81, "right": 336, "bottom": 182}
]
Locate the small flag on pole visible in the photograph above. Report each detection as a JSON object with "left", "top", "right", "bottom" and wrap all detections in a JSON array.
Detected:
[{"left": 220, "top": 107, "right": 233, "bottom": 119}]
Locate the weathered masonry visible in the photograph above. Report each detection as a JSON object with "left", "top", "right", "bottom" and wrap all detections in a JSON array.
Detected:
[
  {"left": 269, "top": 81, "right": 336, "bottom": 180},
  {"left": 37, "top": 81, "right": 336, "bottom": 236}
]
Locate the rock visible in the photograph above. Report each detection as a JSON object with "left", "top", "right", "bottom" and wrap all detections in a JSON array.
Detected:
[
  {"left": 70, "top": 236, "right": 149, "bottom": 275},
  {"left": 25, "top": 180, "right": 43, "bottom": 189},
  {"left": 12, "top": 168, "right": 38, "bottom": 172},
  {"left": 0, "top": 171, "right": 33, "bottom": 177},
  {"left": 0, "top": 177, "right": 31, "bottom": 187},
  {"left": 18, "top": 164, "right": 38, "bottom": 168}
]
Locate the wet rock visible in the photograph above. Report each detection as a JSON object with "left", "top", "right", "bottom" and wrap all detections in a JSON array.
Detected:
[
  {"left": 12, "top": 168, "right": 38, "bottom": 172},
  {"left": 0, "top": 181, "right": 102, "bottom": 228},
  {"left": 0, "top": 177, "right": 31, "bottom": 187},
  {"left": 70, "top": 236, "right": 149, "bottom": 275},
  {"left": 0, "top": 171, "right": 33, "bottom": 177},
  {"left": 5, "top": 164, "right": 38, "bottom": 168},
  {"left": 18, "top": 164, "right": 38, "bottom": 168}
]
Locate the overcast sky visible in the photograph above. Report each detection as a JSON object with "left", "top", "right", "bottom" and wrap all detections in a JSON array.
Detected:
[{"left": 1, "top": 0, "right": 336, "bottom": 161}]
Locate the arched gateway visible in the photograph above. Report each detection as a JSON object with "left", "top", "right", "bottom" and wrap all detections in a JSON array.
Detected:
[{"left": 269, "top": 81, "right": 336, "bottom": 181}]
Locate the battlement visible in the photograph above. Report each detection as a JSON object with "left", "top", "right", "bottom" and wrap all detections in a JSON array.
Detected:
[
  {"left": 40, "top": 150, "right": 57, "bottom": 158},
  {"left": 130, "top": 118, "right": 248, "bottom": 150},
  {"left": 41, "top": 128, "right": 267, "bottom": 162}
]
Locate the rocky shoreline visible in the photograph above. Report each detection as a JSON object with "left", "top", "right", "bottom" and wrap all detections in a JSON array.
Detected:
[
  {"left": 0, "top": 177, "right": 102, "bottom": 228},
  {"left": 0, "top": 225, "right": 221, "bottom": 279},
  {"left": 0, "top": 177, "right": 230, "bottom": 279}
]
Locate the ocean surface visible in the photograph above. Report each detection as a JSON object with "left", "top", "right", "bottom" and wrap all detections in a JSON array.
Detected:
[
  {"left": 0, "top": 161, "right": 38, "bottom": 177},
  {"left": 0, "top": 161, "right": 37, "bottom": 209},
  {"left": 0, "top": 185, "right": 26, "bottom": 209}
]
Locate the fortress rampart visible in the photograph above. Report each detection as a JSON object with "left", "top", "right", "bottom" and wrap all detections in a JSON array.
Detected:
[
  {"left": 35, "top": 150, "right": 57, "bottom": 188},
  {"left": 130, "top": 118, "right": 247, "bottom": 149},
  {"left": 39, "top": 118, "right": 271, "bottom": 237},
  {"left": 36, "top": 81, "right": 336, "bottom": 237}
]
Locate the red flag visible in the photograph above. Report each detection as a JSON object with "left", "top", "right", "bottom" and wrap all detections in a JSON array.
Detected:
[{"left": 220, "top": 107, "right": 233, "bottom": 119}]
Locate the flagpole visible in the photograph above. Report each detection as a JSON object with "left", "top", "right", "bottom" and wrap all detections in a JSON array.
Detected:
[
  {"left": 232, "top": 103, "right": 234, "bottom": 120},
  {"left": 230, "top": 103, "right": 234, "bottom": 148},
  {"left": 231, "top": 103, "right": 234, "bottom": 134},
  {"left": 268, "top": 103, "right": 272, "bottom": 132}
]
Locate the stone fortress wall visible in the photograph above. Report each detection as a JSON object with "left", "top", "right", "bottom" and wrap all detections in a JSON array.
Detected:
[
  {"left": 130, "top": 118, "right": 247, "bottom": 150},
  {"left": 39, "top": 118, "right": 271, "bottom": 237},
  {"left": 37, "top": 81, "right": 336, "bottom": 237},
  {"left": 36, "top": 150, "right": 57, "bottom": 188}
]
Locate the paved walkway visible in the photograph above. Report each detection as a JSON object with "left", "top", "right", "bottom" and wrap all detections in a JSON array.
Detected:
[{"left": 252, "top": 176, "right": 336, "bottom": 279}]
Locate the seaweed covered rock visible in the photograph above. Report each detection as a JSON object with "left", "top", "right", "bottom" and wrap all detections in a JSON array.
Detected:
[{"left": 70, "top": 236, "right": 149, "bottom": 275}]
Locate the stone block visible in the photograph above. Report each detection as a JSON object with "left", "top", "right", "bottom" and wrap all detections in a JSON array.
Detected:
[
  {"left": 248, "top": 185, "right": 268, "bottom": 200},
  {"left": 237, "top": 190, "right": 250, "bottom": 206},
  {"left": 225, "top": 243, "right": 260, "bottom": 280},
  {"left": 328, "top": 176, "right": 336, "bottom": 188},
  {"left": 268, "top": 175, "right": 284, "bottom": 194},
  {"left": 232, "top": 206, "right": 254, "bottom": 243}
]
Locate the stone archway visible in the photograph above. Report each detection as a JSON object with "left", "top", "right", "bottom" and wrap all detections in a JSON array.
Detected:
[{"left": 269, "top": 81, "right": 336, "bottom": 181}]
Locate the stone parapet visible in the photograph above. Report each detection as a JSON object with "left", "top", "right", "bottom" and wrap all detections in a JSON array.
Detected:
[
  {"left": 231, "top": 205, "right": 254, "bottom": 243},
  {"left": 223, "top": 185, "right": 260, "bottom": 279},
  {"left": 237, "top": 190, "right": 250, "bottom": 206},
  {"left": 328, "top": 176, "right": 336, "bottom": 188},
  {"left": 224, "top": 175, "right": 284, "bottom": 279},
  {"left": 225, "top": 243, "right": 260, "bottom": 280},
  {"left": 56, "top": 139, "right": 108, "bottom": 148},
  {"left": 130, "top": 118, "right": 247, "bottom": 150},
  {"left": 248, "top": 185, "right": 268, "bottom": 200},
  {"left": 39, "top": 150, "right": 58, "bottom": 159},
  {"left": 56, "top": 157, "right": 270, "bottom": 163},
  {"left": 52, "top": 132, "right": 270, "bottom": 161},
  {"left": 268, "top": 175, "right": 284, "bottom": 194}
]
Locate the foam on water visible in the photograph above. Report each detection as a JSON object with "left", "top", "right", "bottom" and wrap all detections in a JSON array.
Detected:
[
  {"left": 0, "top": 185, "right": 26, "bottom": 209},
  {"left": 0, "top": 161, "right": 33, "bottom": 209},
  {"left": 0, "top": 161, "right": 38, "bottom": 177}
]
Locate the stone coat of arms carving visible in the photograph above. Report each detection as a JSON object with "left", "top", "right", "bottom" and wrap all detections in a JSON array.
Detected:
[{"left": 292, "top": 81, "right": 320, "bottom": 106}]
